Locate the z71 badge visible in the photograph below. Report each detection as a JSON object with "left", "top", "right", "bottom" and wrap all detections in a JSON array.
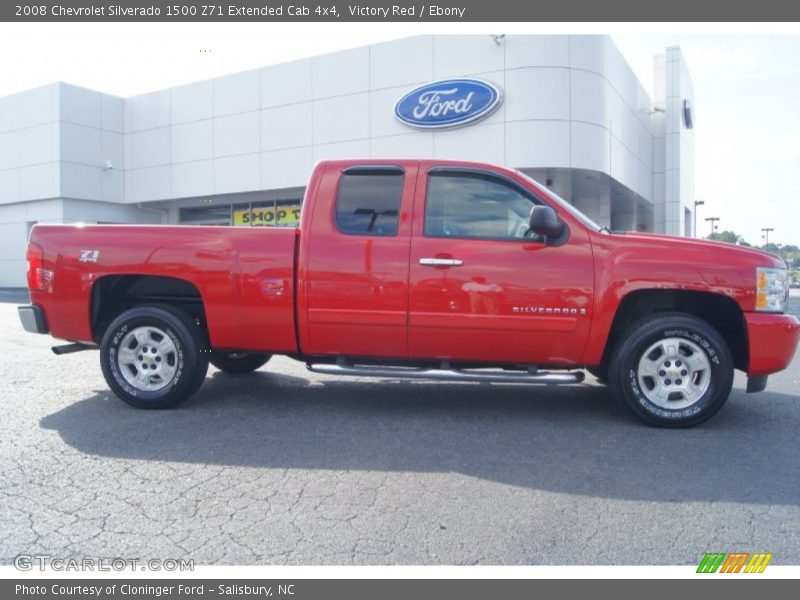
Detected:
[{"left": 78, "top": 250, "right": 100, "bottom": 263}]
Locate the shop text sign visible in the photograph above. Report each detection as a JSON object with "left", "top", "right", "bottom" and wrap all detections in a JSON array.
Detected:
[{"left": 234, "top": 205, "right": 300, "bottom": 227}]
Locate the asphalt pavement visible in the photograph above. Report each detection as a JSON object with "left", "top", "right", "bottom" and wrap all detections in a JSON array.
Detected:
[{"left": 0, "top": 290, "right": 798, "bottom": 565}]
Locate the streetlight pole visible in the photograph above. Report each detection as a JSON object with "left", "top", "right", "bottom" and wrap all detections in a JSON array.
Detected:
[
  {"left": 705, "top": 217, "right": 720, "bottom": 237},
  {"left": 761, "top": 227, "right": 774, "bottom": 246},
  {"left": 693, "top": 200, "right": 705, "bottom": 237}
]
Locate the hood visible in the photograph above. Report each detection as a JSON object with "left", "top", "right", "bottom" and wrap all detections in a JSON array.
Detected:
[{"left": 619, "top": 231, "right": 786, "bottom": 268}]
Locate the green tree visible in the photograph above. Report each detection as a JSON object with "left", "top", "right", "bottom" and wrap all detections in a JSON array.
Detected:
[{"left": 707, "top": 230, "right": 745, "bottom": 245}]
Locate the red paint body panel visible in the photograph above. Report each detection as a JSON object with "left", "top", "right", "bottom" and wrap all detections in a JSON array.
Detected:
[
  {"left": 29, "top": 225, "right": 298, "bottom": 353},
  {"left": 745, "top": 313, "right": 800, "bottom": 376},
  {"left": 298, "top": 161, "right": 418, "bottom": 358},
  {"left": 407, "top": 161, "right": 593, "bottom": 365},
  {"left": 24, "top": 158, "right": 798, "bottom": 384},
  {"left": 581, "top": 232, "right": 768, "bottom": 365}
]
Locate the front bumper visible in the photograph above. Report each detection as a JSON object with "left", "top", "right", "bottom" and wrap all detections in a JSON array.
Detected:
[
  {"left": 745, "top": 312, "right": 800, "bottom": 378},
  {"left": 18, "top": 304, "right": 48, "bottom": 334}
]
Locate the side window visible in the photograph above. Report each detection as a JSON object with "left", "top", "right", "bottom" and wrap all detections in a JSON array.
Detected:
[
  {"left": 336, "top": 171, "right": 404, "bottom": 236},
  {"left": 424, "top": 173, "right": 543, "bottom": 242}
]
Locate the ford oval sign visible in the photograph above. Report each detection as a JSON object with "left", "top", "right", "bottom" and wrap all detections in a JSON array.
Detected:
[{"left": 394, "top": 78, "right": 503, "bottom": 130}]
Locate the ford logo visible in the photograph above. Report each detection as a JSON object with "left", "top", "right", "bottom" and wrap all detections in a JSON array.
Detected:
[{"left": 394, "top": 78, "right": 503, "bottom": 130}]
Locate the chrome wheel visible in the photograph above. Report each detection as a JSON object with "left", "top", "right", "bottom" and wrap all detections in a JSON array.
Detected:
[
  {"left": 636, "top": 337, "right": 711, "bottom": 410},
  {"left": 116, "top": 326, "right": 178, "bottom": 392}
]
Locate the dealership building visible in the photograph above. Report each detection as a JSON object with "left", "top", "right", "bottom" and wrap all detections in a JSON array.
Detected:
[{"left": 0, "top": 34, "right": 695, "bottom": 286}]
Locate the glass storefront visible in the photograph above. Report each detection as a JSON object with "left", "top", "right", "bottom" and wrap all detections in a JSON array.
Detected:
[{"left": 179, "top": 196, "right": 303, "bottom": 227}]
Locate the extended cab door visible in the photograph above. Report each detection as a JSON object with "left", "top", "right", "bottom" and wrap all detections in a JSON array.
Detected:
[
  {"left": 408, "top": 165, "right": 594, "bottom": 366},
  {"left": 299, "top": 162, "right": 417, "bottom": 358}
]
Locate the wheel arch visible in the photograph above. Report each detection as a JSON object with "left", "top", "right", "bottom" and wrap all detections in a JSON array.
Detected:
[
  {"left": 599, "top": 289, "right": 748, "bottom": 375},
  {"left": 90, "top": 274, "right": 208, "bottom": 343}
]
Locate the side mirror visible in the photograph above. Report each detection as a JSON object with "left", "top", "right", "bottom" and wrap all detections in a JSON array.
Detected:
[{"left": 529, "top": 205, "right": 564, "bottom": 239}]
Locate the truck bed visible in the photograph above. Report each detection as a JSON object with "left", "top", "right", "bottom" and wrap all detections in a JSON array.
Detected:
[{"left": 29, "top": 224, "right": 299, "bottom": 353}]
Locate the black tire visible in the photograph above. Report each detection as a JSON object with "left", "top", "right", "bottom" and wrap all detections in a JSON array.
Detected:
[
  {"left": 586, "top": 366, "right": 608, "bottom": 384},
  {"left": 608, "top": 313, "right": 734, "bottom": 427},
  {"left": 100, "top": 305, "right": 210, "bottom": 409},
  {"left": 210, "top": 352, "right": 271, "bottom": 373}
]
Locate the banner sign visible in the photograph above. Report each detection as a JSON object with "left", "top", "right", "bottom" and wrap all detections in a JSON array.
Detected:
[{"left": 233, "top": 205, "right": 301, "bottom": 227}]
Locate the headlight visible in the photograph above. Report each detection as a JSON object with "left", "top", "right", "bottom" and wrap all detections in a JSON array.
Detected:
[{"left": 756, "top": 267, "right": 789, "bottom": 313}]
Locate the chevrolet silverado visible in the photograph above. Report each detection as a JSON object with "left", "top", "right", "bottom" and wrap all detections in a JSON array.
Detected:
[{"left": 18, "top": 159, "right": 799, "bottom": 426}]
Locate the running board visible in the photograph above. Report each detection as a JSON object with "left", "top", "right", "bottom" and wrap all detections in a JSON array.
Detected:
[
  {"left": 51, "top": 342, "right": 97, "bottom": 355},
  {"left": 307, "top": 361, "right": 584, "bottom": 385}
]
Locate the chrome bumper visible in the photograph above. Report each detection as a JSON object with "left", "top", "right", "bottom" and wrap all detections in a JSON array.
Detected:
[{"left": 18, "top": 304, "right": 48, "bottom": 334}]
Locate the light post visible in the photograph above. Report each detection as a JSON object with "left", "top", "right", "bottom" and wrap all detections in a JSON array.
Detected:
[
  {"left": 761, "top": 227, "right": 774, "bottom": 247},
  {"left": 705, "top": 217, "right": 720, "bottom": 237},
  {"left": 693, "top": 200, "right": 705, "bottom": 237}
]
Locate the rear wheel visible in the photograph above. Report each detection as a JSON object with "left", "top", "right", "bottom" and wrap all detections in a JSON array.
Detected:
[
  {"left": 608, "top": 313, "right": 734, "bottom": 427},
  {"left": 100, "top": 305, "right": 209, "bottom": 409},
  {"left": 210, "top": 352, "right": 271, "bottom": 373}
]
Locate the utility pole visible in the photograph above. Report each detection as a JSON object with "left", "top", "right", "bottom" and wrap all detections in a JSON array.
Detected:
[
  {"left": 705, "top": 217, "right": 720, "bottom": 237},
  {"left": 693, "top": 200, "right": 705, "bottom": 237},
  {"left": 761, "top": 227, "right": 774, "bottom": 246}
]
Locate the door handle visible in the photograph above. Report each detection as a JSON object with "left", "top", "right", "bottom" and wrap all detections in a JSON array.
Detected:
[{"left": 419, "top": 257, "right": 464, "bottom": 267}]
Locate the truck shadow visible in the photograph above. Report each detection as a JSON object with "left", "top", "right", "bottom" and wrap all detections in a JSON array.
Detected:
[{"left": 40, "top": 370, "right": 800, "bottom": 506}]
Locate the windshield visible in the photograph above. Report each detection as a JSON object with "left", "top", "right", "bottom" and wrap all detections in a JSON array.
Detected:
[{"left": 516, "top": 170, "right": 603, "bottom": 232}]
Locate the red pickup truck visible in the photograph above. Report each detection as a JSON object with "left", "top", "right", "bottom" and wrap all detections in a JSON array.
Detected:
[{"left": 18, "top": 159, "right": 799, "bottom": 426}]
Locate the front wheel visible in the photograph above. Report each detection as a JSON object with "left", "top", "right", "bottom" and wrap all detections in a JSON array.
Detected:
[
  {"left": 608, "top": 313, "right": 734, "bottom": 427},
  {"left": 586, "top": 366, "right": 607, "bottom": 384},
  {"left": 100, "top": 305, "right": 209, "bottom": 409},
  {"left": 210, "top": 352, "right": 271, "bottom": 373}
]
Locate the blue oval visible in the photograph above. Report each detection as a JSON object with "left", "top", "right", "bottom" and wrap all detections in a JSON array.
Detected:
[{"left": 394, "top": 78, "right": 503, "bottom": 129}]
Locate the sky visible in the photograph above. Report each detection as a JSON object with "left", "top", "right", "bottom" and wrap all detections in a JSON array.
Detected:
[
  {"left": 0, "top": 24, "right": 797, "bottom": 246},
  {"left": 614, "top": 34, "right": 800, "bottom": 247}
]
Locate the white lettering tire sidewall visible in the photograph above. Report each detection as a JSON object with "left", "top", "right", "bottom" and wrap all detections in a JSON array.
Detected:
[{"left": 611, "top": 315, "right": 734, "bottom": 427}]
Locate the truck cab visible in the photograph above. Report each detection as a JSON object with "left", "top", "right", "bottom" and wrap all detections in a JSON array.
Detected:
[{"left": 298, "top": 161, "right": 593, "bottom": 365}]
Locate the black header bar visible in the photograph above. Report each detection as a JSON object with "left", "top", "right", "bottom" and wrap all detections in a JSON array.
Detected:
[
  {"left": 4, "top": 0, "right": 800, "bottom": 22},
  {"left": 3, "top": 579, "right": 796, "bottom": 600}
]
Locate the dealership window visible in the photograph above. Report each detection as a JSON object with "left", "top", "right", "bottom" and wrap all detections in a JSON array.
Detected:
[
  {"left": 179, "top": 205, "right": 233, "bottom": 226},
  {"left": 424, "top": 173, "right": 543, "bottom": 242},
  {"left": 179, "top": 197, "right": 302, "bottom": 227},
  {"left": 335, "top": 171, "right": 404, "bottom": 236}
]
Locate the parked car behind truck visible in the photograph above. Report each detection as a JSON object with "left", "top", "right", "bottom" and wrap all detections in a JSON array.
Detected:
[{"left": 18, "top": 159, "right": 799, "bottom": 427}]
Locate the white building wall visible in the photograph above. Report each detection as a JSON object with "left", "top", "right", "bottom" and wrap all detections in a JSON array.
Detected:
[
  {"left": 0, "top": 84, "right": 60, "bottom": 206},
  {"left": 0, "top": 83, "right": 159, "bottom": 285},
  {"left": 119, "top": 35, "right": 657, "bottom": 206},
  {"left": 0, "top": 34, "right": 695, "bottom": 287},
  {"left": 662, "top": 46, "right": 696, "bottom": 236},
  {"left": 568, "top": 36, "right": 654, "bottom": 201},
  {"left": 652, "top": 53, "right": 667, "bottom": 232},
  {"left": 0, "top": 85, "right": 58, "bottom": 286}
]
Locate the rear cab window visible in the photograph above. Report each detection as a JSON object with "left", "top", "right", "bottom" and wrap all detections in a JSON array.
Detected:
[{"left": 335, "top": 168, "right": 405, "bottom": 236}]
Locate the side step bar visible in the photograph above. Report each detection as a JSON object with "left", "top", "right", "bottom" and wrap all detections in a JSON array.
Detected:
[
  {"left": 52, "top": 343, "right": 96, "bottom": 355},
  {"left": 307, "top": 361, "right": 584, "bottom": 385}
]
